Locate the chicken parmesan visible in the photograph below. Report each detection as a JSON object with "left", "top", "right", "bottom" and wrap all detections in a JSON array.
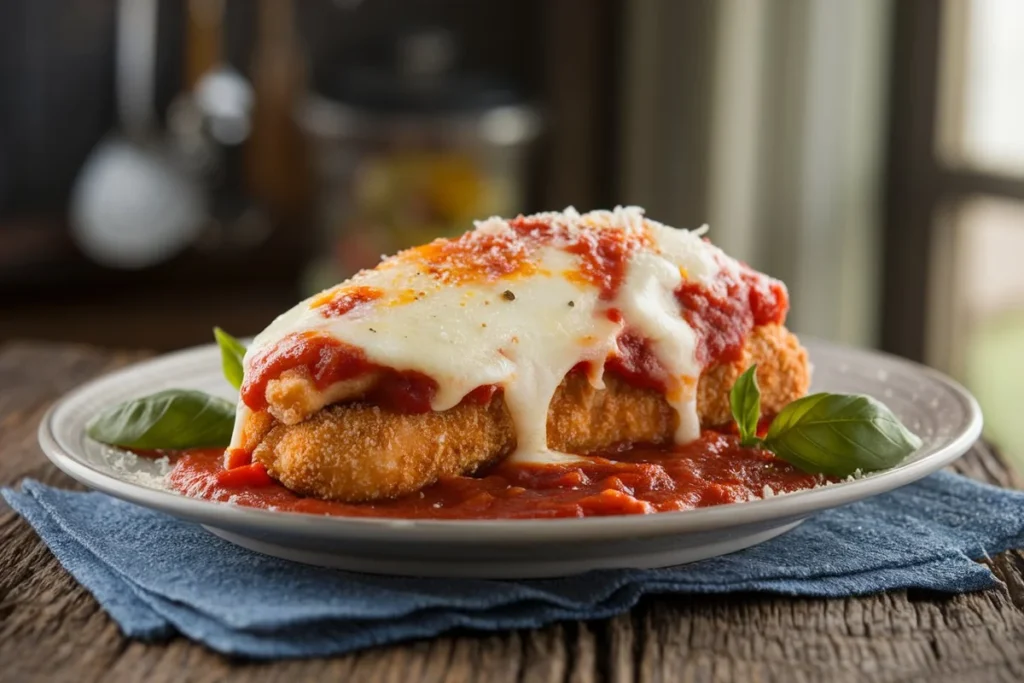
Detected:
[{"left": 222, "top": 207, "right": 810, "bottom": 503}]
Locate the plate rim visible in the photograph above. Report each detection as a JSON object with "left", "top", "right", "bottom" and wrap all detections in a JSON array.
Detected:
[{"left": 36, "top": 338, "right": 984, "bottom": 544}]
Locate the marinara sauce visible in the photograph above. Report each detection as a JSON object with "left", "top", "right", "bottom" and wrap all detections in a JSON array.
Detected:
[{"left": 167, "top": 430, "right": 827, "bottom": 520}]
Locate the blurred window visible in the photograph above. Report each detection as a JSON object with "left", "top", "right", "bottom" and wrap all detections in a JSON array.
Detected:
[
  {"left": 933, "top": 0, "right": 1024, "bottom": 468},
  {"left": 941, "top": 0, "right": 1024, "bottom": 174},
  {"left": 938, "top": 198, "right": 1024, "bottom": 461},
  {"left": 887, "top": 1, "right": 1024, "bottom": 471}
]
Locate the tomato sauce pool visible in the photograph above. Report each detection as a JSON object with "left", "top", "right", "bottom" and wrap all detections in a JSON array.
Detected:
[{"left": 167, "top": 431, "right": 829, "bottom": 520}]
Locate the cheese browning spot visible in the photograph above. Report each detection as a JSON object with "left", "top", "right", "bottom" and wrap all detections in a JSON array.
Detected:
[{"left": 312, "top": 285, "right": 384, "bottom": 318}]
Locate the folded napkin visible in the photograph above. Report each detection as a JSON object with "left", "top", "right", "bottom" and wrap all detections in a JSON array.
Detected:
[{"left": 5, "top": 471, "right": 1024, "bottom": 659}]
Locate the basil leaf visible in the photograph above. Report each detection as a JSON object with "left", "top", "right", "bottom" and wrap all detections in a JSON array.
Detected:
[
  {"left": 86, "top": 389, "right": 235, "bottom": 450},
  {"left": 213, "top": 327, "right": 246, "bottom": 390},
  {"left": 729, "top": 365, "right": 762, "bottom": 446},
  {"left": 764, "top": 393, "right": 923, "bottom": 477}
]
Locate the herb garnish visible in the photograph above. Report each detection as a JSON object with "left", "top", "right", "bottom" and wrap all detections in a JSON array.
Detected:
[
  {"left": 728, "top": 365, "right": 922, "bottom": 477},
  {"left": 86, "top": 389, "right": 235, "bottom": 450},
  {"left": 87, "top": 328, "right": 245, "bottom": 450},
  {"left": 213, "top": 327, "right": 246, "bottom": 390}
]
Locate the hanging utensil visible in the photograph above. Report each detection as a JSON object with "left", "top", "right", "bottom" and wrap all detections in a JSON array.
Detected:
[{"left": 70, "top": 0, "right": 206, "bottom": 269}]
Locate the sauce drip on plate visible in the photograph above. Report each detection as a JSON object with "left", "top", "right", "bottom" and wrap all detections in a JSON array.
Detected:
[{"left": 167, "top": 431, "right": 830, "bottom": 520}]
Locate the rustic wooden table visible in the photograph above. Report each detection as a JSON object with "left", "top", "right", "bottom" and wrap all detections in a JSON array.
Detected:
[{"left": 3, "top": 342, "right": 1024, "bottom": 683}]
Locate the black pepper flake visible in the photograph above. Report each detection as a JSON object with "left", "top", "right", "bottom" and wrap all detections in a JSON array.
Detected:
[
  {"left": 369, "top": 328, "right": 377, "bottom": 333},
  {"left": 568, "top": 300, "right": 575, "bottom": 307},
  {"left": 502, "top": 290, "right": 516, "bottom": 301}
]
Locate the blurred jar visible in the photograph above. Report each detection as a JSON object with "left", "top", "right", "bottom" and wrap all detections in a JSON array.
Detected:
[{"left": 297, "top": 28, "right": 541, "bottom": 291}]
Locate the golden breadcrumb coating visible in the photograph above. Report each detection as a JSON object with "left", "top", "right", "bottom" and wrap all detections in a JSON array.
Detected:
[
  {"left": 696, "top": 323, "right": 810, "bottom": 426},
  {"left": 250, "top": 324, "right": 809, "bottom": 502}
]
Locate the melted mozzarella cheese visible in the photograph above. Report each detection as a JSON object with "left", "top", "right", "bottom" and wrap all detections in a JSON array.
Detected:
[{"left": 232, "top": 207, "right": 743, "bottom": 464}]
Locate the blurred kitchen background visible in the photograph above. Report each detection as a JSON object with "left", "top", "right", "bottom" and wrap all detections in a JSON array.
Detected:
[{"left": 1, "top": 0, "right": 1022, "bottom": 468}]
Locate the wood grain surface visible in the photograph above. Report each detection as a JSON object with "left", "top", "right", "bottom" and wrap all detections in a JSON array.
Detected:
[{"left": 2, "top": 341, "right": 1024, "bottom": 683}]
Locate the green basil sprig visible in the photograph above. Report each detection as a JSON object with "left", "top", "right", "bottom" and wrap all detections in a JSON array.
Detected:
[
  {"left": 730, "top": 365, "right": 922, "bottom": 477},
  {"left": 214, "top": 327, "right": 247, "bottom": 390},
  {"left": 729, "top": 365, "right": 762, "bottom": 447},
  {"left": 86, "top": 389, "right": 235, "bottom": 450},
  {"left": 88, "top": 329, "right": 248, "bottom": 450}
]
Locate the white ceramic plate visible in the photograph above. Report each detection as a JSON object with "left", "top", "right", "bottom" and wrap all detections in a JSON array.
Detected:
[{"left": 38, "top": 339, "right": 982, "bottom": 578}]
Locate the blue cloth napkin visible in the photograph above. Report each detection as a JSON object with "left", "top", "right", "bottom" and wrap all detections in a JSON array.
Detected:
[{"left": 4, "top": 471, "right": 1024, "bottom": 660}]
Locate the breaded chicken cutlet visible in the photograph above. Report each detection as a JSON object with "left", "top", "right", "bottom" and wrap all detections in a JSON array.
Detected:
[{"left": 241, "top": 324, "right": 807, "bottom": 502}]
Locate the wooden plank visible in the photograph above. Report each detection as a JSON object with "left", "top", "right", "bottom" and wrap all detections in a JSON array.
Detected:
[{"left": 1, "top": 342, "right": 1023, "bottom": 682}]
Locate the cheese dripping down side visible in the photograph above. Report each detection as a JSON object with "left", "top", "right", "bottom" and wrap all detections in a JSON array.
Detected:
[{"left": 230, "top": 207, "right": 752, "bottom": 465}]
